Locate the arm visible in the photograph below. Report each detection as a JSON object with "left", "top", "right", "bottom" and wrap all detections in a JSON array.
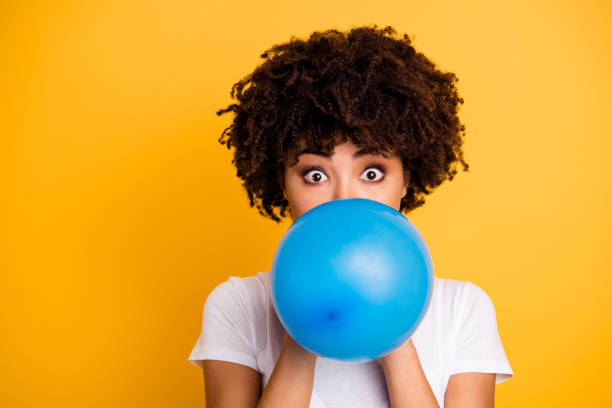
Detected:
[
  {"left": 257, "top": 330, "right": 317, "bottom": 408},
  {"left": 444, "top": 282, "right": 508, "bottom": 406},
  {"left": 203, "top": 360, "right": 261, "bottom": 408},
  {"left": 202, "top": 331, "right": 316, "bottom": 408},
  {"left": 444, "top": 372, "right": 495, "bottom": 408},
  {"left": 378, "top": 338, "right": 439, "bottom": 408}
]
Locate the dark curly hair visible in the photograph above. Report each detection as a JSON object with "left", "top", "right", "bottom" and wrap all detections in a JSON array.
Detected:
[{"left": 217, "top": 25, "right": 469, "bottom": 222}]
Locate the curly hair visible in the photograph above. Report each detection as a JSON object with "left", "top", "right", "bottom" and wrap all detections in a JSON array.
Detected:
[{"left": 217, "top": 24, "right": 469, "bottom": 222}]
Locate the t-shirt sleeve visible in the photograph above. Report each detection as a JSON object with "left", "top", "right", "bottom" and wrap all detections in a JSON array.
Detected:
[
  {"left": 448, "top": 282, "right": 514, "bottom": 384},
  {"left": 187, "top": 277, "right": 258, "bottom": 371}
]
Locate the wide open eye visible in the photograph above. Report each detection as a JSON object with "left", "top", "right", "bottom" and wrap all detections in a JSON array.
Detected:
[
  {"left": 304, "top": 168, "right": 328, "bottom": 184},
  {"left": 360, "top": 166, "right": 385, "bottom": 182}
]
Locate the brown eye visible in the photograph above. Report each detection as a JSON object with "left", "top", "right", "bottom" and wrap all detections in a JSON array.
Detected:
[
  {"left": 360, "top": 167, "right": 384, "bottom": 182},
  {"left": 304, "top": 169, "right": 328, "bottom": 183}
]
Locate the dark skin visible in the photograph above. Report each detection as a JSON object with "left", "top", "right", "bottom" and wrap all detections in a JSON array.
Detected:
[
  {"left": 202, "top": 140, "right": 493, "bottom": 408},
  {"left": 217, "top": 25, "right": 469, "bottom": 223},
  {"left": 281, "top": 139, "right": 409, "bottom": 220},
  {"left": 280, "top": 140, "right": 494, "bottom": 407},
  {"left": 204, "top": 24, "right": 492, "bottom": 408}
]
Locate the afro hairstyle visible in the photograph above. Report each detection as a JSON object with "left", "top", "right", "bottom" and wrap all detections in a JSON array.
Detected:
[{"left": 217, "top": 24, "right": 469, "bottom": 222}]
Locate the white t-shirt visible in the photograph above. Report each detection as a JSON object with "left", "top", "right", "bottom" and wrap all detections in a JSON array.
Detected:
[{"left": 188, "top": 271, "right": 514, "bottom": 407}]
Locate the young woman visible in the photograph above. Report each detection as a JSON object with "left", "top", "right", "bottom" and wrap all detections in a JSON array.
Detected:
[{"left": 188, "top": 25, "right": 514, "bottom": 408}]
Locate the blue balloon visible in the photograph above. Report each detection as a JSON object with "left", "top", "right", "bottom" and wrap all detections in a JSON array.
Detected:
[{"left": 270, "top": 198, "right": 434, "bottom": 361}]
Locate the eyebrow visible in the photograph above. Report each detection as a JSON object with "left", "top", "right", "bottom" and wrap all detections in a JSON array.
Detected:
[{"left": 298, "top": 149, "right": 388, "bottom": 158}]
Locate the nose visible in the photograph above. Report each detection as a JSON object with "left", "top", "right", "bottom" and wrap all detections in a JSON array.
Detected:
[{"left": 332, "top": 177, "right": 358, "bottom": 200}]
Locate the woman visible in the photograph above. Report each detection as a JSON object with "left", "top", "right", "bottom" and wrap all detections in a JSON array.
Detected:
[{"left": 188, "top": 25, "right": 514, "bottom": 407}]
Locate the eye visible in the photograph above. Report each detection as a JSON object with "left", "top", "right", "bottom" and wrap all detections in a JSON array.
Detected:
[
  {"left": 303, "top": 167, "right": 328, "bottom": 184},
  {"left": 360, "top": 165, "right": 385, "bottom": 182}
]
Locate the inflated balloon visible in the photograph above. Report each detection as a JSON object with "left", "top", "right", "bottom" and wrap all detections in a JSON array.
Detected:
[{"left": 270, "top": 198, "right": 434, "bottom": 362}]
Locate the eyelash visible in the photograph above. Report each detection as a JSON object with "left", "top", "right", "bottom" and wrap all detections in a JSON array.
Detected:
[{"left": 301, "top": 164, "right": 387, "bottom": 183}]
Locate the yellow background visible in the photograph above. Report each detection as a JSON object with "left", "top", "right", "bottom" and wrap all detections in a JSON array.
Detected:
[{"left": 1, "top": 1, "right": 610, "bottom": 406}]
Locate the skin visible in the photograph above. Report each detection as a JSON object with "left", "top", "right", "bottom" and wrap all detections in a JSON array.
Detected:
[
  {"left": 275, "top": 138, "right": 495, "bottom": 407},
  {"left": 204, "top": 138, "right": 496, "bottom": 408},
  {"left": 281, "top": 139, "right": 410, "bottom": 220}
]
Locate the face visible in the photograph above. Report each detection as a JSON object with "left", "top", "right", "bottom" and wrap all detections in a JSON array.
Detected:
[{"left": 282, "top": 139, "right": 410, "bottom": 221}]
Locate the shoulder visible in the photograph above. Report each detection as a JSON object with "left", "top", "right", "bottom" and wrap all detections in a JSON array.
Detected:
[
  {"left": 431, "top": 279, "right": 504, "bottom": 353},
  {"left": 203, "top": 272, "right": 270, "bottom": 338},
  {"left": 206, "top": 272, "right": 269, "bottom": 306},
  {"left": 431, "top": 277, "right": 498, "bottom": 330},
  {"left": 189, "top": 273, "right": 270, "bottom": 370},
  {"left": 433, "top": 277, "right": 493, "bottom": 308},
  {"left": 437, "top": 279, "right": 514, "bottom": 383},
  {"left": 200, "top": 272, "right": 270, "bottom": 354}
]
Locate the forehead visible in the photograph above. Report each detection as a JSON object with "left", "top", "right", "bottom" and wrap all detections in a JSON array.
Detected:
[{"left": 293, "top": 135, "right": 391, "bottom": 159}]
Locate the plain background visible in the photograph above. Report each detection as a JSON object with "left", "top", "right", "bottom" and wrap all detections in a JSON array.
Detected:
[{"left": 1, "top": 1, "right": 610, "bottom": 406}]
